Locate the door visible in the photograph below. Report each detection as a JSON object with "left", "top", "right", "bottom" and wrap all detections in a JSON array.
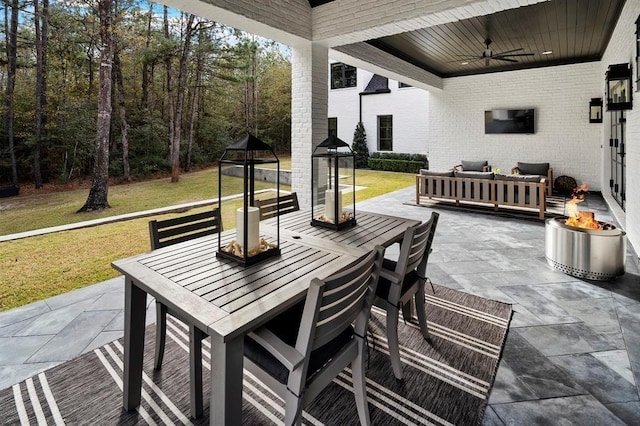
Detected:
[{"left": 609, "top": 110, "right": 626, "bottom": 210}]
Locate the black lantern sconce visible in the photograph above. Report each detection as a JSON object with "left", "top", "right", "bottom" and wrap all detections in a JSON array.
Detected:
[
  {"left": 311, "top": 135, "right": 356, "bottom": 230},
  {"left": 589, "top": 98, "right": 603, "bottom": 123},
  {"left": 217, "top": 134, "right": 280, "bottom": 266},
  {"left": 606, "top": 63, "right": 633, "bottom": 110}
]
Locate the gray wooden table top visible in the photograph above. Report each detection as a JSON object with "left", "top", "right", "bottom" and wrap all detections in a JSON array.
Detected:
[{"left": 112, "top": 210, "right": 419, "bottom": 343}]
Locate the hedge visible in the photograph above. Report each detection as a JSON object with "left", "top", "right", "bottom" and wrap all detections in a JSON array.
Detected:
[
  {"left": 367, "top": 158, "right": 425, "bottom": 173},
  {"left": 370, "top": 152, "right": 428, "bottom": 163}
]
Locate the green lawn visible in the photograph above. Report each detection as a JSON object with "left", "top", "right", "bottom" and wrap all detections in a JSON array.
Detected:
[{"left": 0, "top": 165, "right": 414, "bottom": 311}]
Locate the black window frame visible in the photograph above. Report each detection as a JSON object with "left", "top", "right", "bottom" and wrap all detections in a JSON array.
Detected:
[
  {"left": 331, "top": 63, "right": 357, "bottom": 89},
  {"left": 377, "top": 115, "right": 393, "bottom": 151},
  {"left": 328, "top": 117, "right": 337, "bottom": 137}
]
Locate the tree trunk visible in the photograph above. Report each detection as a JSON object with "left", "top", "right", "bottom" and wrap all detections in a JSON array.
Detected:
[
  {"left": 114, "top": 47, "right": 131, "bottom": 181},
  {"left": 78, "top": 0, "right": 113, "bottom": 212},
  {"left": 170, "top": 14, "right": 195, "bottom": 182},
  {"left": 186, "top": 27, "right": 204, "bottom": 172},
  {"left": 163, "top": 6, "right": 175, "bottom": 175},
  {"left": 33, "top": 0, "right": 49, "bottom": 189},
  {"left": 3, "top": 0, "right": 19, "bottom": 186},
  {"left": 141, "top": 2, "right": 152, "bottom": 110}
]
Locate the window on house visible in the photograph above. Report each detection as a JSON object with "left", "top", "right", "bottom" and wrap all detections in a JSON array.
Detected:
[
  {"left": 331, "top": 63, "right": 357, "bottom": 89},
  {"left": 378, "top": 115, "right": 393, "bottom": 151},
  {"left": 328, "top": 117, "right": 337, "bottom": 136},
  {"left": 399, "top": 82, "right": 411, "bottom": 88}
]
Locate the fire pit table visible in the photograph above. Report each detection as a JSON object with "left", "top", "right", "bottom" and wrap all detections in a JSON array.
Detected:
[{"left": 545, "top": 217, "right": 626, "bottom": 280}]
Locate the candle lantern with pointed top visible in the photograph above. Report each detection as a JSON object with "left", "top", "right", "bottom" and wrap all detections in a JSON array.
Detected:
[
  {"left": 217, "top": 133, "right": 280, "bottom": 266},
  {"left": 311, "top": 135, "right": 356, "bottom": 230}
]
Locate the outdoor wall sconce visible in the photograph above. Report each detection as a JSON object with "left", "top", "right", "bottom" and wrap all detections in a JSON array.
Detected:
[
  {"left": 606, "top": 63, "right": 633, "bottom": 110},
  {"left": 589, "top": 98, "right": 603, "bottom": 123},
  {"left": 311, "top": 135, "right": 356, "bottom": 230},
  {"left": 217, "top": 133, "right": 280, "bottom": 266}
]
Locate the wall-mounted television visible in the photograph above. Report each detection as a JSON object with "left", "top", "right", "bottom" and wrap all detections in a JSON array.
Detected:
[{"left": 485, "top": 109, "right": 535, "bottom": 134}]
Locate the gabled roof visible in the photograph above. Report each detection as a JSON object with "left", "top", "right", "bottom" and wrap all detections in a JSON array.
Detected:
[{"left": 362, "top": 74, "right": 390, "bottom": 94}]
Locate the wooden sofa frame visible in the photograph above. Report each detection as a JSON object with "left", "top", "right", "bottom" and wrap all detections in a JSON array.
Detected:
[{"left": 416, "top": 174, "right": 547, "bottom": 220}]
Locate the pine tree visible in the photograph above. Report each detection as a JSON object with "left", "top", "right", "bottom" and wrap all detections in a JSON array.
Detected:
[{"left": 352, "top": 122, "right": 369, "bottom": 168}]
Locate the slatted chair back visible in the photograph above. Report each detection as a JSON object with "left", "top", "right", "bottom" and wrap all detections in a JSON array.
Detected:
[
  {"left": 302, "top": 245, "right": 384, "bottom": 353},
  {"left": 255, "top": 192, "right": 299, "bottom": 221},
  {"left": 416, "top": 212, "right": 439, "bottom": 279},
  {"left": 394, "top": 216, "right": 435, "bottom": 278},
  {"left": 149, "top": 208, "right": 221, "bottom": 250}
]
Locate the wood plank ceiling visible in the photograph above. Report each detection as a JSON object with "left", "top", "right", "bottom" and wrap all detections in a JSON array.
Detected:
[{"left": 311, "top": 0, "right": 626, "bottom": 78}]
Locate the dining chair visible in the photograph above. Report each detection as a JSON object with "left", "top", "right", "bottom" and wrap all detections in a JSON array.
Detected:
[
  {"left": 255, "top": 192, "right": 299, "bottom": 220},
  {"left": 243, "top": 245, "right": 385, "bottom": 425},
  {"left": 374, "top": 211, "right": 439, "bottom": 380},
  {"left": 148, "top": 207, "right": 221, "bottom": 418}
]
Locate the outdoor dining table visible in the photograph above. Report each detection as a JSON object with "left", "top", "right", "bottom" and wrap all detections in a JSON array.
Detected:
[{"left": 112, "top": 209, "right": 420, "bottom": 425}]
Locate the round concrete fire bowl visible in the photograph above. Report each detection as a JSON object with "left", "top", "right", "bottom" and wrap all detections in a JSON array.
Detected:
[{"left": 545, "top": 217, "right": 626, "bottom": 280}]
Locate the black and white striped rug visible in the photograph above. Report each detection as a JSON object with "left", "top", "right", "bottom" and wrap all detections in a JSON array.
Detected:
[{"left": 0, "top": 285, "right": 512, "bottom": 425}]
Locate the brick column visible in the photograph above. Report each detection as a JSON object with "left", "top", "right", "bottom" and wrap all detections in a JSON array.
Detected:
[{"left": 291, "top": 42, "right": 328, "bottom": 208}]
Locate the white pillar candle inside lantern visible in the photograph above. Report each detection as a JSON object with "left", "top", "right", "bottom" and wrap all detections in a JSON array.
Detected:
[
  {"left": 324, "top": 189, "right": 343, "bottom": 222},
  {"left": 236, "top": 207, "right": 260, "bottom": 252}
]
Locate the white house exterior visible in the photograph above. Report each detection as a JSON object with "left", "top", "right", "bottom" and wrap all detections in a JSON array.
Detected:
[{"left": 328, "top": 63, "right": 430, "bottom": 156}]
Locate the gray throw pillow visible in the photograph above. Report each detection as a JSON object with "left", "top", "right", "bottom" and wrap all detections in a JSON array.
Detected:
[
  {"left": 461, "top": 160, "right": 488, "bottom": 171},
  {"left": 454, "top": 171, "right": 494, "bottom": 179},
  {"left": 495, "top": 173, "right": 541, "bottom": 183},
  {"left": 517, "top": 162, "right": 549, "bottom": 176},
  {"left": 420, "top": 169, "right": 454, "bottom": 177}
]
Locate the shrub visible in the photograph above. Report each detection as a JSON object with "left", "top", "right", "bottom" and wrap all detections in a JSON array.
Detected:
[
  {"left": 352, "top": 122, "right": 369, "bottom": 168},
  {"left": 367, "top": 158, "right": 425, "bottom": 173}
]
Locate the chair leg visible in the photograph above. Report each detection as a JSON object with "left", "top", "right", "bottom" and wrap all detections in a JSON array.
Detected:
[
  {"left": 386, "top": 302, "right": 403, "bottom": 380},
  {"left": 415, "top": 284, "right": 430, "bottom": 341},
  {"left": 284, "top": 391, "right": 304, "bottom": 426},
  {"left": 189, "top": 325, "right": 204, "bottom": 419},
  {"left": 154, "top": 302, "right": 167, "bottom": 370},
  {"left": 353, "top": 338, "right": 371, "bottom": 425}
]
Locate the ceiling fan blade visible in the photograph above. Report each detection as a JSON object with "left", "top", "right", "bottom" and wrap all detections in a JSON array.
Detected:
[
  {"left": 497, "top": 53, "right": 535, "bottom": 57},
  {"left": 494, "top": 47, "right": 524, "bottom": 55},
  {"left": 491, "top": 57, "right": 518, "bottom": 63}
]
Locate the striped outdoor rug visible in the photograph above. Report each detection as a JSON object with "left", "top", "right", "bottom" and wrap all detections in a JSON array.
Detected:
[{"left": 0, "top": 284, "right": 512, "bottom": 425}]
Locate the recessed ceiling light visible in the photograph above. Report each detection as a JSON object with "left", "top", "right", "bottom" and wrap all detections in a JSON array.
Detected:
[
  {"left": 461, "top": 61, "right": 469, "bottom": 65},
  {"left": 542, "top": 50, "right": 553, "bottom": 55}
]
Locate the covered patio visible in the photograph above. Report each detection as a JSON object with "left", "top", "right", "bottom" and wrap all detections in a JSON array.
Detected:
[{"left": 1, "top": 187, "right": 639, "bottom": 423}]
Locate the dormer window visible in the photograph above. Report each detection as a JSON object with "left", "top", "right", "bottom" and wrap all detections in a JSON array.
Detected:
[{"left": 331, "top": 63, "right": 357, "bottom": 89}]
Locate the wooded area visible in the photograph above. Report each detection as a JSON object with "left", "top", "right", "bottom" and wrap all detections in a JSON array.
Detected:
[{"left": 1, "top": 0, "right": 292, "bottom": 209}]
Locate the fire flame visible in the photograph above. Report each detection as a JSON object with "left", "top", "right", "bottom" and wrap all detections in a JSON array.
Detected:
[{"left": 564, "top": 183, "right": 603, "bottom": 230}]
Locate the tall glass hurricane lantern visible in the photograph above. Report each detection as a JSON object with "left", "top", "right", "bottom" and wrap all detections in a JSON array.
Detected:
[
  {"left": 311, "top": 135, "right": 357, "bottom": 230},
  {"left": 217, "top": 134, "right": 280, "bottom": 266}
]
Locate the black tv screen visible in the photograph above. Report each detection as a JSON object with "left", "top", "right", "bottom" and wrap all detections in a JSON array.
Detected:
[{"left": 485, "top": 109, "right": 534, "bottom": 134}]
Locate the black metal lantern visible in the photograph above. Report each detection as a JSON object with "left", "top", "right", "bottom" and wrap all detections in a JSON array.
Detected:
[
  {"left": 589, "top": 98, "right": 603, "bottom": 123},
  {"left": 217, "top": 134, "right": 280, "bottom": 266},
  {"left": 606, "top": 63, "right": 633, "bottom": 110},
  {"left": 311, "top": 135, "right": 356, "bottom": 230}
]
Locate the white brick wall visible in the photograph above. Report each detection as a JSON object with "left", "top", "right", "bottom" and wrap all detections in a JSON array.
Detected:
[
  {"left": 428, "top": 62, "right": 602, "bottom": 189},
  {"left": 292, "top": 43, "right": 328, "bottom": 208},
  {"left": 328, "top": 67, "right": 429, "bottom": 155},
  {"left": 600, "top": 0, "right": 640, "bottom": 261}
]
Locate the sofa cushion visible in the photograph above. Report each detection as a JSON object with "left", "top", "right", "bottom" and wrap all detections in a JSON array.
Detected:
[
  {"left": 495, "top": 173, "right": 542, "bottom": 183},
  {"left": 454, "top": 171, "right": 494, "bottom": 179},
  {"left": 461, "top": 160, "right": 488, "bottom": 171},
  {"left": 420, "top": 169, "right": 454, "bottom": 177},
  {"left": 517, "top": 162, "right": 549, "bottom": 176}
]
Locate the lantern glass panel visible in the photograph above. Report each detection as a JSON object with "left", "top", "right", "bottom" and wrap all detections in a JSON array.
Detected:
[
  {"left": 217, "top": 134, "right": 280, "bottom": 266},
  {"left": 311, "top": 138, "right": 356, "bottom": 230}
]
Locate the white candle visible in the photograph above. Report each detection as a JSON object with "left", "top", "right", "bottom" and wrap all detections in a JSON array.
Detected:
[
  {"left": 236, "top": 207, "right": 260, "bottom": 252},
  {"left": 324, "top": 189, "right": 343, "bottom": 222}
]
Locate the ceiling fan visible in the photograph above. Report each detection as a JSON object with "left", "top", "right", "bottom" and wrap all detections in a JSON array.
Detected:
[{"left": 460, "top": 38, "right": 534, "bottom": 66}]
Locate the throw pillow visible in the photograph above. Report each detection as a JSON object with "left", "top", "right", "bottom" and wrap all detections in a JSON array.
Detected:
[
  {"left": 517, "top": 162, "right": 549, "bottom": 176},
  {"left": 461, "top": 160, "right": 488, "bottom": 171}
]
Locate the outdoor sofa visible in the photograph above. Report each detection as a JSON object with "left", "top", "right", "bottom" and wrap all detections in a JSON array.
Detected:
[{"left": 416, "top": 168, "right": 547, "bottom": 220}]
